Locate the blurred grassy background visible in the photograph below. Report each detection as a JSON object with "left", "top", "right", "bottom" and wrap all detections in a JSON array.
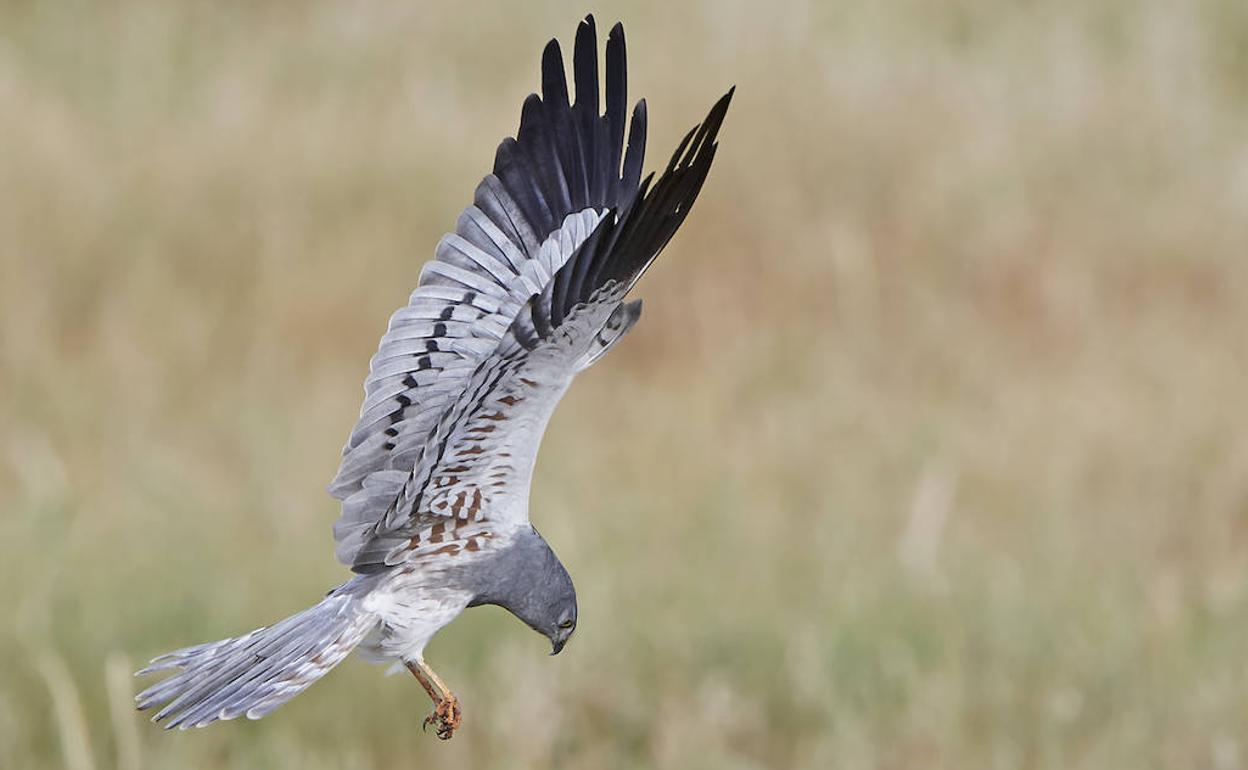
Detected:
[{"left": 3, "top": 0, "right": 1248, "bottom": 767}]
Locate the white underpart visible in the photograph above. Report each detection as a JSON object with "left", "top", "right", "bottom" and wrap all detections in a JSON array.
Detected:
[{"left": 360, "top": 575, "right": 473, "bottom": 663}]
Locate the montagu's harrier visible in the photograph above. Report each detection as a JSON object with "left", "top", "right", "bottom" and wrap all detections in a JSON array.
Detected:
[{"left": 137, "top": 15, "right": 731, "bottom": 739}]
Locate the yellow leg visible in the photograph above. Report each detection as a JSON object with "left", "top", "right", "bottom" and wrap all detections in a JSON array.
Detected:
[{"left": 405, "top": 659, "right": 462, "bottom": 740}]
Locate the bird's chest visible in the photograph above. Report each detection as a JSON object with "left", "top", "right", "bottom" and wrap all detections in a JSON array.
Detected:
[{"left": 360, "top": 573, "right": 473, "bottom": 662}]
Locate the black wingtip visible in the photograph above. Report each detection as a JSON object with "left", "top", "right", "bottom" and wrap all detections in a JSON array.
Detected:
[
  {"left": 702, "top": 87, "right": 735, "bottom": 141},
  {"left": 709, "top": 87, "right": 734, "bottom": 123},
  {"left": 573, "top": 15, "right": 600, "bottom": 112},
  {"left": 680, "top": 87, "right": 734, "bottom": 167},
  {"left": 517, "top": 92, "right": 544, "bottom": 141},
  {"left": 541, "top": 39, "right": 568, "bottom": 107}
]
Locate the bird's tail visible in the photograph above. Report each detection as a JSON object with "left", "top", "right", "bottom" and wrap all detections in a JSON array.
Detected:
[{"left": 135, "top": 582, "right": 379, "bottom": 729}]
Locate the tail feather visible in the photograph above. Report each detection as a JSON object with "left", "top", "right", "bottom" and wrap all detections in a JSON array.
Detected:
[{"left": 136, "top": 586, "right": 378, "bottom": 729}]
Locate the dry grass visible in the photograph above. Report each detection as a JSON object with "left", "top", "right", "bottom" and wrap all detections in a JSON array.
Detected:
[{"left": 2, "top": 1, "right": 1248, "bottom": 768}]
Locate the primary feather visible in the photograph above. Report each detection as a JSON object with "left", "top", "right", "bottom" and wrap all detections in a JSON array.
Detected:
[
  {"left": 333, "top": 16, "right": 731, "bottom": 572},
  {"left": 328, "top": 20, "right": 648, "bottom": 563},
  {"left": 137, "top": 14, "right": 731, "bottom": 728}
]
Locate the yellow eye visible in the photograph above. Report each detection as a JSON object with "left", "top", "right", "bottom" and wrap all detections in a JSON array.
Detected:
[{"left": 558, "top": 619, "right": 574, "bottom": 630}]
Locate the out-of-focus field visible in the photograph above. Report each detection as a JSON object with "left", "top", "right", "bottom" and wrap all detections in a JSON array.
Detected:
[{"left": 3, "top": 1, "right": 1248, "bottom": 768}]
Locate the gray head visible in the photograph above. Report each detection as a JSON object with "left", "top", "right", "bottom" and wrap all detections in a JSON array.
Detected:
[{"left": 466, "top": 526, "right": 577, "bottom": 654}]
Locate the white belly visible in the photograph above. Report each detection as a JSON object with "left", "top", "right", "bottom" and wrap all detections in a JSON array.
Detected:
[{"left": 359, "top": 575, "right": 472, "bottom": 662}]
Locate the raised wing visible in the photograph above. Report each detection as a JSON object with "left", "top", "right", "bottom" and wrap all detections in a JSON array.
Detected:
[
  {"left": 331, "top": 16, "right": 644, "bottom": 564},
  {"left": 331, "top": 15, "right": 732, "bottom": 572},
  {"left": 348, "top": 93, "right": 733, "bottom": 574}
]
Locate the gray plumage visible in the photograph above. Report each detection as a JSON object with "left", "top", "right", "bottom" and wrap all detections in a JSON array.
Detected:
[
  {"left": 136, "top": 15, "right": 730, "bottom": 732},
  {"left": 464, "top": 527, "right": 577, "bottom": 654},
  {"left": 135, "top": 581, "right": 377, "bottom": 729}
]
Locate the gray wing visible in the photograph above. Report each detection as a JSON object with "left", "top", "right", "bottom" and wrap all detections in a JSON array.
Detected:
[
  {"left": 331, "top": 15, "right": 733, "bottom": 572},
  {"left": 348, "top": 92, "right": 733, "bottom": 574},
  {"left": 330, "top": 17, "right": 643, "bottom": 563}
]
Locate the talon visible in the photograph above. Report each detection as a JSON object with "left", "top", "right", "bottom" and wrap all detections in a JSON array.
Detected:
[
  {"left": 431, "top": 696, "right": 462, "bottom": 740},
  {"left": 405, "top": 659, "right": 462, "bottom": 740}
]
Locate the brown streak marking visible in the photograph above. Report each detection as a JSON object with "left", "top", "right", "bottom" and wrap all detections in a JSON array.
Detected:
[
  {"left": 519, "top": 377, "right": 539, "bottom": 388},
  {"left": 432, "top": 544, "right": 460, "bottom": 556},
  {"left": 498, "top": 395, "right": 523, "bottom": 406},
  {"left": 460, "top": 445, "right": 486, "bottom": 456},
  {"left": 468, "top": 425, "right": 495, "bottom": 434},
  {"left": 482, "top": 412, "right": 507, "bottom": 421},
  {"left": 465, "top": 539, "right": 480, "bottom": 552}
]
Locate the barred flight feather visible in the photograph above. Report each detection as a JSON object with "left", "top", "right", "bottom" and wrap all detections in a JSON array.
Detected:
[
  {"left": 330, "top": 16, "right": 665, "bottom": 567},
  {"left": 136, "top": 582, "right": 379, "bottom": 729},
  {"left": 137, "top": 15, "right": 731, "bottom": 730},
  {"left": 343, "top": 21, "right": 732, "bottom": 573}
]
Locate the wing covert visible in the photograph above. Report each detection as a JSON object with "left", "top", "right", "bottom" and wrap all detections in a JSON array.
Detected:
[
  {"left": 332, "top": 17, "right": 649, "bottom": 566},
  {"left": 347, "top": 87, "right": 732, "bottom": 573}
]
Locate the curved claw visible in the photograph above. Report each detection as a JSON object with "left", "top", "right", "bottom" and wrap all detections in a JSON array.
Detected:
[
  {"left": 405, "top": 659, "right": 463, "bottom": 740},
  {"left": 424, "top": 697, "right": 462, "bottom": 741}
]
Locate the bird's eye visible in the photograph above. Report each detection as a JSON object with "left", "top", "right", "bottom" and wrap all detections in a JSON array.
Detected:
[{"left": 558, "top": 619, "right": 574, "bottom": 630}]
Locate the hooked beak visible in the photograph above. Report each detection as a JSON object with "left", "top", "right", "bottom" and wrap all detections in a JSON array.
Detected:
[{"left": 550, "top": 637, "right": 567, "bottom": 656}]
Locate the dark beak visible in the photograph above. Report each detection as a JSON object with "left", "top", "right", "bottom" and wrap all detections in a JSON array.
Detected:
[{"left": 550, "top": 637, "right": 567, "bottom": 656}]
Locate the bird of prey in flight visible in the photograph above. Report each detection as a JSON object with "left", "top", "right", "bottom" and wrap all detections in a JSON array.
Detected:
[{"left": 137, "top": 15, "right": 731, "bottom": 740}]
